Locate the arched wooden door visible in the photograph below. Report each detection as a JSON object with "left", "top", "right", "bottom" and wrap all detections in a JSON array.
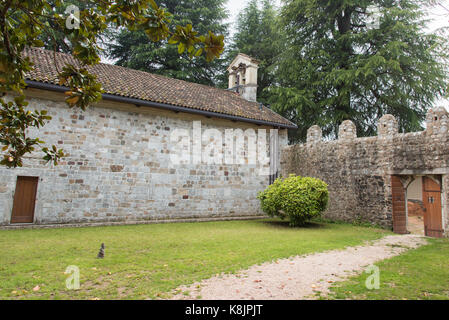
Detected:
[{"left": 422, "top": 177, "right": 443, "bottom": 238}]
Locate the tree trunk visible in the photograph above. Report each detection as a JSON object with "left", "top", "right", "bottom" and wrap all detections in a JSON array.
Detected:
[{"left": 335, "top": 8, "right": 353, "bottom": 122}]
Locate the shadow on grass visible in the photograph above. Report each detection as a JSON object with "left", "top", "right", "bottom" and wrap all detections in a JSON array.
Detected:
[{"left": 260, "top": 219, "right": 329, "bottom": 230}]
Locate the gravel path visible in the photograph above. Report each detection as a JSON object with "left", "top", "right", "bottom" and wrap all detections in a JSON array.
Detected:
[{"left": 171, "top": 235, "right": 427, "bottom": 300}]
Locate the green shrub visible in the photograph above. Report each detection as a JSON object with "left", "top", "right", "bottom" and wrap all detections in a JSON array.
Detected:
[{"left": 258, "top": 174, "right": 329, "bottom": 227}]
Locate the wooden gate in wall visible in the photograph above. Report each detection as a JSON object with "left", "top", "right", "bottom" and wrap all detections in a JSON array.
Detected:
[
  {"left": 392, "top": 175, "right": 444, "bottom": 238},
  {"left": 422, "top": 177, "right": 444, "bottom": 238}
]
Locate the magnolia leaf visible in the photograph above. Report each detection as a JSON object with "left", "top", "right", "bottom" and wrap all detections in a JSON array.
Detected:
[
  {"left": 0, "top": 62, "right": 6, "bottom": 73},
  {"left": 195, "top": 48, "right": 203, "bottom": 57},
  {"left": 149, "top": 0, "right": 159, "bottom": 11},
  {"left": 178, "top": 42, "right": 186, "bottom": 54},
  {"left": 168, "top": 36, "right": 179, "bottom": 45},
  {"left": 66, "top": 96, "right": 80, "bottom": 106}
]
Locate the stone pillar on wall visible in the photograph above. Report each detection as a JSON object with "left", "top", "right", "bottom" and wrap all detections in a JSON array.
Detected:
[
  {"left": 426, "top": 108, "right": 449, "bottom": 237},
  {"left": 338, "top": 120, "right": 357, "bottom": 141},
  {"left": 307, "top": 125, "right": 322, "bottom": 144},
  {"left": 426, "top": 107, "right": 449, "bottom": 170},
  {"left": 426, "top": 107, "right": 449, "bottom": 136},
  {"left": 444, "top": 175, "right": 449, "bottom": 238},
  {"left": 378, "top": 114, "right": 398, "bottom": 138},
  {"left": 377, "top": 114, "right": 397, "bottom": 176}
]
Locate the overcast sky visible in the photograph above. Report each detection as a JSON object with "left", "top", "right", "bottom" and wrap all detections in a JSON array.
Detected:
[{"left": 225, "top": 0, "right": 449, "bottom": 33}]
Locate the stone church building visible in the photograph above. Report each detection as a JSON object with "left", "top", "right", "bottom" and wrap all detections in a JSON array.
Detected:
[{"left": 0, "top": 48, "right": 296, "bottom": 227}]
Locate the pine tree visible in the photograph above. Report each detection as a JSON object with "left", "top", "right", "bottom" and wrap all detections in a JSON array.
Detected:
[
  {"left": 269, "top": 0, "right": 449, "bottom": 142},
  {"left": 106, "top": 0, "right": 229, "bottom": 86}
]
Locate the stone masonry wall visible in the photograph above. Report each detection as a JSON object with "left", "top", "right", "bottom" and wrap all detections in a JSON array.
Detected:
[
  {"left": 0, "top": 89, "right": 288, "bottom": 225},
  {"left": 281, "top": 108, "right": 449, "bottom": 235}
]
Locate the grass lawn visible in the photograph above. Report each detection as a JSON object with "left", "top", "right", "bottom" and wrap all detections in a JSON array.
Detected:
[
  {"left": 0, "top": 219, "right": 390, "bottom": 300},
  {"left": 327, "top": 238, "right": 449, "bottom": 300}
]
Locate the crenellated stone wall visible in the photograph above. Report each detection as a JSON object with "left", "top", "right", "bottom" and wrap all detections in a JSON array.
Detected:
[
  {"left": 282, "top": 108, "right": 449, "bottom": 235},
  {"left": 0, "top": 89, "right": 288, "bottom": 226}
]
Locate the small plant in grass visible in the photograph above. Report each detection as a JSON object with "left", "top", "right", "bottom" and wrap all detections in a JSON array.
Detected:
[{"left": 258, "top": 174, "right": 329, "bottom": 227}]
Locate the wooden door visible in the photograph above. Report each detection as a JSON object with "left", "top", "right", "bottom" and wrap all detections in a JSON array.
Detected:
[
  {"left": 422, "top": 177, "right": 443, "bottom": 238},
  {"left": 11, "top": 176, "right": 39, "bottom": 224},
  {"left": 391, "top": 176, "right": 407, "bottom": 234}
]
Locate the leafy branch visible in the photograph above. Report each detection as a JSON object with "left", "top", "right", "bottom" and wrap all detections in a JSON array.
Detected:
[{"left": 0, "top": 0, "right": 225, "bottom": 167}]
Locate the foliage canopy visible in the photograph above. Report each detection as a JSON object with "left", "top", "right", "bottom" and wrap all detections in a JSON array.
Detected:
[
  {"left": 0, "top": 0, "right": 224, "bottom": 167},
  {"left": 268, "top": 0, "right": 449, "bottom": 142},
  {"left": 107, "top": 0, "right": 229, "bottom": 86}
]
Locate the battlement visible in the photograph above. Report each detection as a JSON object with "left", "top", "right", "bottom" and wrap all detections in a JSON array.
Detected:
[{"left": 306, "top": 107, "right": 449, "bottom": 143}]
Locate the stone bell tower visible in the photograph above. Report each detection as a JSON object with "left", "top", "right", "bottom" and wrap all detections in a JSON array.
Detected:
[{"left": 227, "top": 53, "right": 260, "bottom": 102}]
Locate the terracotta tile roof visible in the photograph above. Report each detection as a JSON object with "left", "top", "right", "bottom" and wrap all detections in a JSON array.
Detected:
[{"left": 23, "top": 47, "right": 296, "bottom": 128}]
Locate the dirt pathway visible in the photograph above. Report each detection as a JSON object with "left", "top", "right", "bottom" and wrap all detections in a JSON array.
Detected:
[{"left": 171, "top": 234, "right": 427, "bottom": 300}]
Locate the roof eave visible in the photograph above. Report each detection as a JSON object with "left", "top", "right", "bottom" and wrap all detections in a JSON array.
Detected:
[{"left": 25, "top": 80, "right": 298, "bottom": 130}]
